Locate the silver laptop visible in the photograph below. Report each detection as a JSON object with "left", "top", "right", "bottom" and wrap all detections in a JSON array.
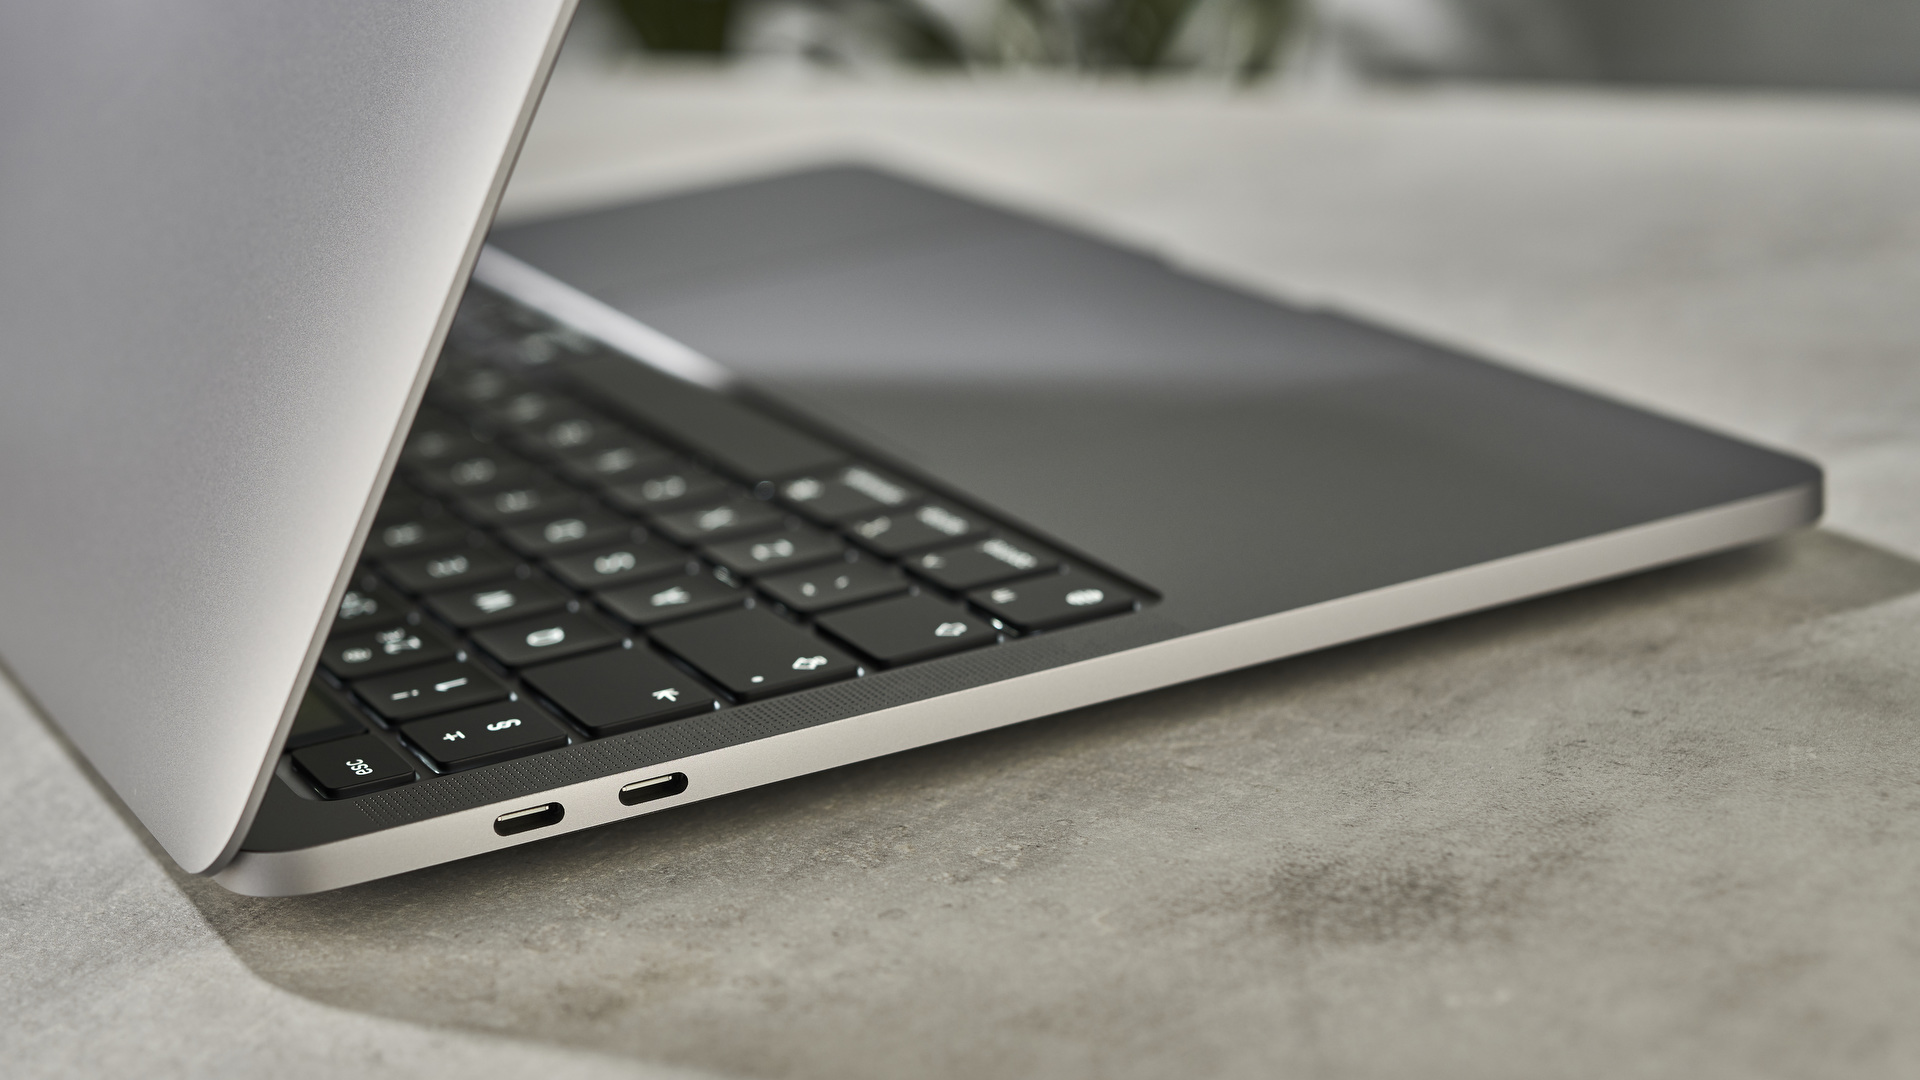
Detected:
[{"left": 0, "top": 3, "right": 1819, "bottom": 896}]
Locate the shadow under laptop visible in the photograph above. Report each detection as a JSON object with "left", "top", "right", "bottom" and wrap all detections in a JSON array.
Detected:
[{"left": 172, "top": 529, "right": 1920, "bottom": 1080}]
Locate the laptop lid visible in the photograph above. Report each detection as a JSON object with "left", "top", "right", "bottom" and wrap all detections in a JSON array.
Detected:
[{"left": 0, "top": 2, "right": 576, "bottom": 873}]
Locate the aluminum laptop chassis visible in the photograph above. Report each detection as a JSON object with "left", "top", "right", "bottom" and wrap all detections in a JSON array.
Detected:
[
  {"left": 0, "top": 0, "right": 1815, "bottom": 891},
  {"left": 215, "top": 168, "right": 1820, "bottom": 895}
]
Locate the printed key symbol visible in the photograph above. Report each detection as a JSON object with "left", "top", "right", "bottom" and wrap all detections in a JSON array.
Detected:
[{"left": 594, "top": 551, "right": 636, "bottom": 575}]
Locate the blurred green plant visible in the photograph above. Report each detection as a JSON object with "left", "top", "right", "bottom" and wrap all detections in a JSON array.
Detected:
[
  {"left": 611, "top": 0, "right": 1296, "bottom": 78},
  {"left": 612, "top": 0, "right": 738, "bottom": 53}
]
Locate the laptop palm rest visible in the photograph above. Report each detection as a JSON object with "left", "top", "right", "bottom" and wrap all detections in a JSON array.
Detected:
[{"left": 488, "top": 164, "right": 1817, "bottom": 635}]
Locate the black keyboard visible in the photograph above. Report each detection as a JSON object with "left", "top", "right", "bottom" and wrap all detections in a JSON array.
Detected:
[{"left": 286, "top": 287, "right": 1147, "bottom": 799}]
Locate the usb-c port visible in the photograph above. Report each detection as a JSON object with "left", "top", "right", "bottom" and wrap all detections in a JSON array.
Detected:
[
  {"left": 620, "top": 773, "right": 688, "bottom": 806},
  {"left": 494, "top": 802, "right": 564, "bottom": 835}
]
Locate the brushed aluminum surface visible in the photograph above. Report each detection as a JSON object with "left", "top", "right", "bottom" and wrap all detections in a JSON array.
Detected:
[{"left": 0, "top": 2, "right": 576, "bottom": 873}]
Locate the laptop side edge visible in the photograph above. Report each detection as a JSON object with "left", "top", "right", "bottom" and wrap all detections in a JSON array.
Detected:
[{"left": 218, "top": 474, "right": 1815, "bottom": 895}]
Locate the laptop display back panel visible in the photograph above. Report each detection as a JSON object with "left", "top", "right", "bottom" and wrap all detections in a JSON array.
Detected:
[{"left": 0, "top": 2, "right": 575, "bottom": 873}]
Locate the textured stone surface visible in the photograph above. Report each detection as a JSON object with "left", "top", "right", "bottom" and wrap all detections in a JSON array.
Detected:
[{"left": 9, "top": 77, "right": 1920, "bottom": 1078}]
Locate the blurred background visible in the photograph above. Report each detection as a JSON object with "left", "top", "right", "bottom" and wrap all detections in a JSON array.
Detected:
[{"left": 558, "top": 0, "right": 1920, "bottom": 93}]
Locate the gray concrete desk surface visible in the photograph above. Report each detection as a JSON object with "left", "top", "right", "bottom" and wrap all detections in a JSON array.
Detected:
[{"left": 8, "top": 75, "right": 1920, "bottom": 1079}]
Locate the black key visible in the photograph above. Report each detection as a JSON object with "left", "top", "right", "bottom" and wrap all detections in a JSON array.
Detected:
[
  {"left": 380, "top": 538, "right": 519, "bottom": 593},
  {"left": 354, "top": 660, "right": 510, "bottom": 722},
  {"left": 969, "top": 569, "right": 1138, "bottom": 631},
  {"left": 650, "top": 498, "right": 786, "bottom": 545},
  {"left": 411, "top": 451, "right": 542, "bottom": 495},
  {"left": 456, "top": 485, "right": 586, "bottom": 526},
  {"left": 757, "top": 557, "right": 907, "bottom": 613},
  {"left": 285, "top": 686, "right": 365, "bottom": 750},
  {"left": 778, "top": 464, "right": 919, "bottom": 522},
  {"left": 567, "top": 353, "right": 846, "bottom": 483},
  {"left": 333, "top": 579, "right": 411, "bottom": 634},
  {"left": 405, "top": 404, "right": 467, "bottom": 428},
  {"left": 845, "top": 502, "right": 986, "bottom": 556},
  {"left": 485, "top": 389, "right": 574, "bottom": 431},
  {"left": 816, "top": 593, "right": 995, "bottom": 667},
  {"left": 909, "top": 536, "right": 1059, "bottom": 591},
  {"left": 292, "top": 734, "right": 416, "bottom": 797},
  {"left": 423, "top": 574, "right": 572, "bottom": 630},
  {"left": 399, "top": 426, "right": 488, "bottom": 469},
  {"left": 372, "top": 482, "right": 439, "bottom": 524},
  {"left": 400, "top": 701, "right": 570, "bottom": 771},
  {"left": 702, "top": 525, "right": 845, "bottom": 577},
  {"left": 556, "top": 440, "right": 677, "bottom": 486},
  {"left": 517, "top": 413, "right": 595, "bottom": 455},
  {"left": 514, "top": 413, "right": 633, "bottom": 457},
  {"left": 321, "top": 621, "right": 457, "bottom": 680},
  {"left": 546, "top": 540, "right": 690, "bottom": 591},
  {"left": 596, "top": 570, "right": 746, "bottom": 627},
  {"left": 430, "top": 366, "right": 522, "bottom": 410},
  {"left": 522, "top": 647, "right": 717, "bottom": 734},
  {"left": 498, "top": 508, "right": 637, "bottom": 558},
  {"left": 471, "top": 610, "right": 623, "bottom": 668},
  {"left": 361, "top": 513, "right": 469, "bottom": 559},
  {"left": 602, "top": 464, "right": 729, "bottom": 514},
  {"left": 653, "top": 608, "right": 859, "bottom": 700}
]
